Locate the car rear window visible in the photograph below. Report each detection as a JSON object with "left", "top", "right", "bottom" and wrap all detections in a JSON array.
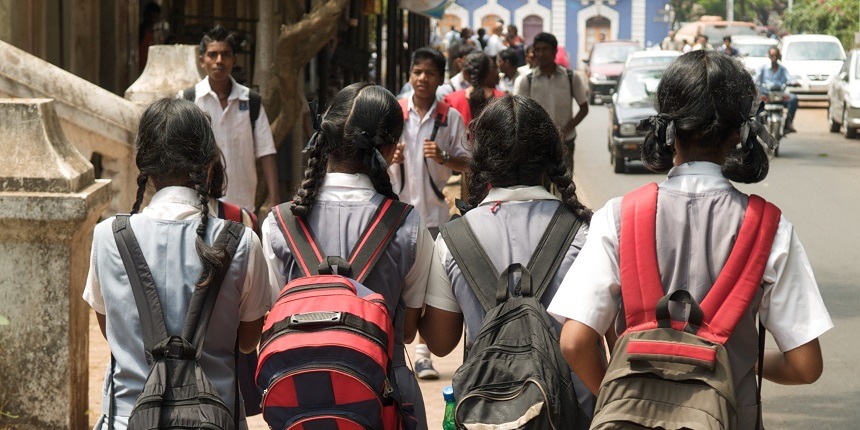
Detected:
[
  {"left": 618, "top": 69, "right": 664, "bottom": 105},
  {"left": 592, "top": 44, "right": 640, "bottom": 65},
  {"left": 628, "top": 56, "right": 678, "bottom": 68},
  {"left": 784, "top": 41, "right": 845, "bottom": 61},
  {"left": 736, "top": 43, "right": 773, "bottom": 57},
  {"left": 703, "top": 24, "right": 757, "bottom": 41}
]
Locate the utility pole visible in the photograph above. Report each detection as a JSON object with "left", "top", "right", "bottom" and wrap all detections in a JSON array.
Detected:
[{"left": 727, "top": 0, "right": 734, "bottom": 21}]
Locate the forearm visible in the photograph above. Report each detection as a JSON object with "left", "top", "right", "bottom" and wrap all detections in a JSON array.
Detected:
[
  {"left": 761, "top": 339, "right": 824, "bottom": 385},
  {"left": 445, "top": 155, "right": 469, "bottom": 173},
  {"left": 258, "top": 154, "right": 280, "bottom": 204},
  {"left": 560, "top": 320, "right": 607, "bottom": 395}
]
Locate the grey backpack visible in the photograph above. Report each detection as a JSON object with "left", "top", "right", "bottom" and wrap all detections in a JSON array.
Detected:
[
  {"left": 111, "top": 216, "right": 244, "bottom": 430},
  {"left": 441, "top": 206, "right": 588, "bottom": 430}
]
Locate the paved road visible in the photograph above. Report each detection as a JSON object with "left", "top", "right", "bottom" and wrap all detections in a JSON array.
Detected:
[
  {"left": 89, "top": 105, "right": 859, "bottom": 430},
  {"left": 573, "top": 104, "right": 860, "bottom": 429}
]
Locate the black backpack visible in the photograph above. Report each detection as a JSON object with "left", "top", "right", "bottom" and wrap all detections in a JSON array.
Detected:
[
  {"left": 440, "top": 205, "right": 588, "bottom": 430},
  {"left": 111, "top": 216, "right": 245, "bottom": 430}
]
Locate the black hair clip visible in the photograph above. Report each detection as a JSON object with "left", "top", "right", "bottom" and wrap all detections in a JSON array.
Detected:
[
  {"left": 638, "top": 113, "right": 675, "bottom": 149},
  {"left": 303, "top": 99, "right": 323, "bottom": 153}
]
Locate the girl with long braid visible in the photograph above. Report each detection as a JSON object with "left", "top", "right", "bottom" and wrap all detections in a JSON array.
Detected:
[
  {"left": 261, "top": 83, "right": 433, "bottom": 429},
  {"left": 443, "top": 50, "right": 504, "bottom": 126},
  {"left": 418, "top": 95, "right": 598, "bottom": 421},
  {"left": 83, "top": 98, "right": 272, "bottom": 429}
]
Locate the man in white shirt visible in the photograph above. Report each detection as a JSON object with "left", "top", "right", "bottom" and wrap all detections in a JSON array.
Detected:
[
  {"left": 484, "top": 22, "right": 506, "bottom": 58},
  {"left": 186, "top": 26, "right": 279, "bottom": 212},
  {"left": 497, "top": 48, "right": 520, "bottom": 94}
]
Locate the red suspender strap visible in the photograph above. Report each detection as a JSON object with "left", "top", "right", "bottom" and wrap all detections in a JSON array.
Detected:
[
  {"left": 273, "top": 203, "right": 324, "bottom": 277},
  {"left": 699, "top": 196, "right": 781, "bottom": 344},
  {"left": 619, "top": 183, "right": 664, "bottom": 332},
  {"left": 347, "top": 199, "right": 413, "bottom": 283}
]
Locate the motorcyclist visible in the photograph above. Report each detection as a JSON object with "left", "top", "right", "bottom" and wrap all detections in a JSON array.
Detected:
[{"left": 756, "top": 47, "right": 800, "bottom": 133}]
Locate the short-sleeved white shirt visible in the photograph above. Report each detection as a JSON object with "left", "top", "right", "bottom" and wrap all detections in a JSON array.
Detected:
[
  {"left": 261, "top": 173, "right": 433, "bottom": 308},
  {"left": 389, "top": 93, "right": 468, "bottom": 228},
  {"left": 547, "top": 162, "right": 833, "bottom": 353},
  {"left": 515, "top": 65, "right": 589, "bottom": 140},
  {"left": 185, "top": 77, "right": 277, "bottom": 211}
]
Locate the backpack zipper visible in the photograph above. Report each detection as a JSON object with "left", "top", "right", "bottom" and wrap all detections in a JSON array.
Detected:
[
  {"left": 259, "top": 321, "right": 389, "bottom": 353},
  {"left": 277, "top": 282, "right": 352, "bottom": 300},
  {"left": 455, "top": 377, "right": 556, "bottom": 430}
]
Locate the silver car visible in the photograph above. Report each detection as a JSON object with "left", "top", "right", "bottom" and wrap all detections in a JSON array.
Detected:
[{"left": 827, "top": 49, "right": 860, "bottom": 139}]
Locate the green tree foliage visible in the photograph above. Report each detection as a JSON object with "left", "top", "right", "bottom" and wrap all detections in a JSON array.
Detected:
[
  {"left": 670, "top": 0, "right": 784, "bottom": 25},
  {"left": 783, "top": 0, "right": 859, "bottom": 50}
]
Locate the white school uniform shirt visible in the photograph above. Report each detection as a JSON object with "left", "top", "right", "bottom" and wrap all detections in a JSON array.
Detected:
[
  {"left": 389, "top": 93, "right": 468, "bottom": 229},
  {"left": 484, "top": 34, "right": 505, "bottom": 57},
  {"left": 261, "top": 173, "right": 433, "bottom": 308},
  {"left": 547, "top": 162, "right": 833, "bottom": 353},
  {"left": 185, "top": 77, "right": 277, "bottom": 211}
]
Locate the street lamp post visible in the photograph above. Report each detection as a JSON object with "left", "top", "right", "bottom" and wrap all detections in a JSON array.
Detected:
[{"left": 727, "top": 0, "right": 734, "bottom": 21}]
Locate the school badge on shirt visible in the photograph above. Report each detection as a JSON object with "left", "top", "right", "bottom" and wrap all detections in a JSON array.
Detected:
[{"left": 239, "top": 100, "right": 249, "bottom": 111}]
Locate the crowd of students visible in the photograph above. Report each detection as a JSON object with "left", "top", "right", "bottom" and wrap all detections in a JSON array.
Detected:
[{"left": 83, "top": 27, "right": 832, "bottom": 430}]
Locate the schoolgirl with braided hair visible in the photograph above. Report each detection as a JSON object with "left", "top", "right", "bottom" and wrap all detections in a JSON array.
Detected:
[
  {"left": 261, "top": 82, "right": 434, "bottom": 429},
  {"left": 551, "top": 50, "right": 831, "bottom": 428},
  {"left": 83, "top": 98, "right": 272, "bottom": 429},
  {"left": 443, "top": 50, "right": 504, "bottom": 126},
  {"left": 419, "top": 94, "right": 598, "bottom": 420}
]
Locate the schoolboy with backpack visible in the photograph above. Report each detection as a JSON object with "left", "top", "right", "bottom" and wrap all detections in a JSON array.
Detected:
[
  {"left": 550, "top": 51, "right": 832, "bottom": 429},
  {"left": 419, "top": 95, "right": 595, "bottom": 429},
  {"left": 258, "top": 83, "right": 432, "bottom": 430}
]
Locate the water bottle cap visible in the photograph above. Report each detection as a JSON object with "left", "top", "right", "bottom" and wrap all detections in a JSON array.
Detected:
[{"left": 443, "top": 385, "right": 455, "bottom": 402}]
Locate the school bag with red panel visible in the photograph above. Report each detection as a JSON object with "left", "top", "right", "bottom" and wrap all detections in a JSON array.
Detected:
[
  {"left": 216, "top": 200, "right": 258, "bottom": 231},
  {"left": 257, "top": 198, "right": 418, "bottom": 430},
  {"left": 397, "top": 98, "right": 449, "bottom": 201},
  {"left": 590, "top": 183, "right": 781, "bottom": 430}
]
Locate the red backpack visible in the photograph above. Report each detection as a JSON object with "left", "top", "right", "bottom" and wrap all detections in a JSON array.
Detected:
[
  {"left": 590, "top": 183, "right": 781, "bottom": 429},
  {"left": 216, "top": 200, "right": 258, "bottom": 231},
  {"left": 256, "top": 199, "right": 417, "bottom": 430}
]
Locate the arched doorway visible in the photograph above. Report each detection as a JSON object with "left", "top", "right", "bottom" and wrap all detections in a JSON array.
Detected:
[
  {"left": 439, "top": 14, "right": 462, "bottom": 38},
  {"left": 522, "top": 15, "right": 543, "bottom": 46},
  {"left": 481, "top": 14, "right": 501, "bottom": 32},
  {"left": 585, "top": 16, "right": 611, "bottom": 54}
]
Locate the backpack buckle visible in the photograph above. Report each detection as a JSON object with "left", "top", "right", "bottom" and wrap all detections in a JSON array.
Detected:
[{"left": 383, "top": 378, "right": 394, "bottom": 398}]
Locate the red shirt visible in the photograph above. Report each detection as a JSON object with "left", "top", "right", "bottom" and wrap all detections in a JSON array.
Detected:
[{"left": 443, "top": 88, "right": 505, "bottom": 126}]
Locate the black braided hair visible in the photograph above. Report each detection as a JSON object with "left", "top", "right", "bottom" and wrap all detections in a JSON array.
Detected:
[
  {"left": 467, "top": 94, "right": 591, "bottom": 222},
  {"left": 463, "top": 51, "right": 492, "bottom": 121},
  {"left": 133, "top": 98, "right": 228, "bottom": 288},
  {"left": 131, "top": 173, "right": 148, "bottom": 215},
  {"left": 642, "top": 50, "right": 768, "bottom": 183},
  {"left": 291, "top": 83, "right": 403, "bottom": 217}
]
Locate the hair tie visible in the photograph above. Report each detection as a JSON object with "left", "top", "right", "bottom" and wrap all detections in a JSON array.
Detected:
[
  {"left": 352, "top": 131, "right": 388, "bottom": 177},
  {"left": 638, "top": 113, "right": 675, "bottom": 149},
  {"left": 302, "top": 99, "right": 323, "bottom": 153}
]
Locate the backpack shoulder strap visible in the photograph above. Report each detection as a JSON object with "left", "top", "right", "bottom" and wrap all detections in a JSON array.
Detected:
[
  {"left": 218, "top": 200, "right": 241, "bottom": 223},
  {"left": 567, "top": 69, "right": 575, "bottom": 98},
  {"left": 434, "top": 100, "right": 450, "bottom": 125},
  {"left": 183, "top": 221, "right": 245, "bottom": 355},
  {"left": 249, "top": 90, "right": 262, "bottom": 134},
  {"left": 398, "top": 97, "right": 410, "bottom": 120},
  {"left": 526, "top": 71, "right": 533, "bottom": 96},
  {"left": 440, "top": 217, "right": 499, "bottom": 313},
  {"left": 272, "top": 203, "right": 325, "bottom": 277},
  {"left": 112, "top": 215, "right": 169, "bottom": 365},
  {"left": 699, "top": 195, "right": 781, "bottom": 344},
  {"left": 618, "top": 182, "right": 665, "bottom": 332},
  {"left": 347, "top": 199, "right": 413, "bottom": 283},
  {"left": 182, "top": 87, "right": 195, "bottom": 102},
  {"left": 525, "top": 205, "right": 583, "bottom": 300}
]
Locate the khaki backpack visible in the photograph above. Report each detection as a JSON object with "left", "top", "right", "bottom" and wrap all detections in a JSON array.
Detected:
[{"left": 590, "top": 183, "right": 781, "bottom": 430}]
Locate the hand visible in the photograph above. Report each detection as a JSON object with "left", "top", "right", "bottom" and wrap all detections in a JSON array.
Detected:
[
  {"left": 392, "top": 143, "right": 405, "bottom": 164},
  {"left": 560, "top": 124, "right": 574, "bottom": 137},
  {"left": 423, "top": 139, "right": 443, "bottom": 164}
]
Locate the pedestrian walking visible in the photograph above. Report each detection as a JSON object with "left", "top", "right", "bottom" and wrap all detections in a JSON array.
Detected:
[
  {"left": 183, "top": 26, "right": 279, "bottom": 213},
  {"left": 390, "top": 47, "right": 470, "bottom": 380},
  {"left": 438, "top": 43, "right": 478, "bottom": 99},
  {"left": 260, "top": 83, "right": 433, "bottom": 430},
  {"left": 496, "top": 48, "right": 521, "bottom": 94},
  {"left": 550, "top": 50, "right": 832, "bottom": 430},
  {"left": 418, "top": 94, "right": 596, "bottom": 425},
  {"left": 515, "top": 32, "right": 588, "bottom": 174},
  {"left": 83, "top": 98, "right": 272, "bottom": 430},
  {"left": 443, "top": 51, "right": 504, "bottom": 127}
]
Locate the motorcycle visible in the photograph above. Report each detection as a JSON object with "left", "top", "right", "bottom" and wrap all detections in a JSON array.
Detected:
[{"left": 759, "top": 84, "right": 790, "bottom": 157}]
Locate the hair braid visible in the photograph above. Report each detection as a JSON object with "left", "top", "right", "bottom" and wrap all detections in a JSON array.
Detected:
[
  {"left": 131, "top": 173, "right": 148, "bottom": 214},
  {"left": 193, "top": 176, "right": 228, "bottom": 288},
  {"left": 546, "top": 158, "right": 592, "bottom": 223},
  {"left": 291, "top": 138, "right": 329, "bottom": 217}
]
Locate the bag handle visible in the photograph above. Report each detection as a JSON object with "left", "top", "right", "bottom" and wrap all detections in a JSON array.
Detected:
[
  {"left": 497, "top": 264, "right": 533, "bottom": 305},
  {"left": 655, "top": 289, "right": 704, "bottom": 335},
  {"left": 318, "top": 256, "right": 353, "bottom": 277}
]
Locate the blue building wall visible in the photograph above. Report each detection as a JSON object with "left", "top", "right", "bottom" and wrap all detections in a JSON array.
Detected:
[{"left": 645, "top": 1, "right": 671, "bottom": 48}]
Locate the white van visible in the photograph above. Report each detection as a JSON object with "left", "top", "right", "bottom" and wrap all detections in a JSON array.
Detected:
[{"left": 779, "top": 34, "right": 846, "bottom": 101}]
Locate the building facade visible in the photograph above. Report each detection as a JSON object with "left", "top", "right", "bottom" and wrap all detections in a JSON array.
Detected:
[{"left": 441, "top": 0, "right": 671, "bottom": 69}]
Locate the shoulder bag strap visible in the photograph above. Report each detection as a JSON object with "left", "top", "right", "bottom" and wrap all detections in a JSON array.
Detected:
[
  {"left": 699, "top": 196, "right": 781, "bottom": 344},
  {"left": 567, "top": 69, "right": 575, "bottom": 98},
  {"left": 112, "top": 215, "right": 169, "bottom": 365},
  {"left": 524, "top": 205, "right": 583, "bottom": 300},
  {"left": 347, "top": 199, "right": 413, "bottom": 283},
  {"left": 272, "top": 203, "right": 324, "bottom": 277},
  {"left": 618, "top": 182, "right": 665, "bottom": 332},
  {"left": 183, "top": 221, "right": 246, "bottom": 354},
  {"left": 249, "top": 90, "right": 262, "bottom": 135},
  {"left": 440, "top": 217, "right": 499, "bottom": 313},
  {"left": 756, "top": 318, "right": 765, "bottom": 429}
]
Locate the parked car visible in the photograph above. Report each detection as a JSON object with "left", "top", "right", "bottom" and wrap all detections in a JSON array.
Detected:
[
  {"left": 827, "top": 49, "right": 860, "bottom": 138},
  {"left": 733, "top": 36, "right": 778, "bottom": 76},
  {"left": 676, "top": 17, "right": 758, "bottom": 46},
  {"left": 584, "top": 40, "right": 642, "bottom": 104},
  {"left": 779, "top": 34, "right": 846, "bottom": 101},
  {"left": 608, "top": 64, "right": 666, "bottom": 173},
  {"left": 624, "top": 50, "right": 681, "bottom": 69}
]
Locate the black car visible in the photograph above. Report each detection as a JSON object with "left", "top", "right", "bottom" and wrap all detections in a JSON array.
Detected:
[{"left": 608, "top": 65, "right": 666, "bottom": 173}]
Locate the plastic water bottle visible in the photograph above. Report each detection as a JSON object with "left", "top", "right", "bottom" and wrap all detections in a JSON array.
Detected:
[{"left": 442, "top": 385, "right": 456, "bottom": 430}]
